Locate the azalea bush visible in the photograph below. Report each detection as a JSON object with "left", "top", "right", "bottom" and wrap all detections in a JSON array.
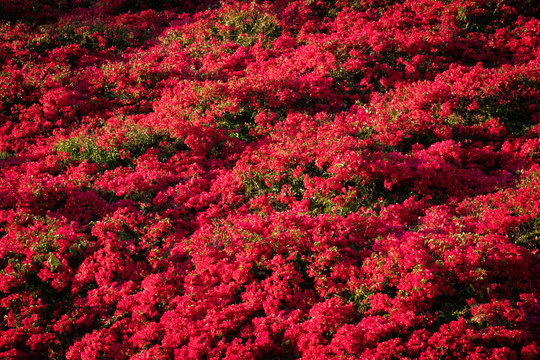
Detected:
[{"left": 0, "top": 0, "right": 539, "bottom": 358}]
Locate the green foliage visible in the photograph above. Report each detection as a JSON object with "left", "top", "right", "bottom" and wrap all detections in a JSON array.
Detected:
[
  {"left": 3, "top": 215, "right": 89, "bottom": 277},
  {"left": 207, "top": 2, "right": 282, "bottom": 48},
  {"left": 440, "top": 72, "right": 539, "bottom": 136},
  {"left": 161, "top": 2, "right": 281, "bottom": 52},
  {"left": 451, "top": 0, "right": 536, "bottom": 34},
  {"left": 241, "top": 160, "right": 397, "bottom": 215},
  {"left": 453, "top": 98, "right": 537, "bottom": 137},
  {"left": 27, "top": 19, "right": 135, "bottom": 53},
  {"left": 511, "top": 217, "right": 540, "bottom": 250},
  {"left": 0, "top": 151, "right": 15, "bottom": 160},
  {"left": 217, "top": 106, "right": 258, "bottom": 142},
  {"left": 54, "top": 125, "right": 165, "bottom": 167},
  {"left": 341, "top": 285, "right": 373, "bottom": 313},
  {"left": 432, "top": 291, "right": 472, "bottom": 326}
]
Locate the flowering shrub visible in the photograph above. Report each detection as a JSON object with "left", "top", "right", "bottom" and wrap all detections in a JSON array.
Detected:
[{"left": 0, "top": 0, "right": 539, "bottom": 358}]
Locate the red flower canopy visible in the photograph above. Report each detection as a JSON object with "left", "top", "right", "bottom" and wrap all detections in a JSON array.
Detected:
[{"left": 0, "top": 0, "right": 539, "bottom": 358}]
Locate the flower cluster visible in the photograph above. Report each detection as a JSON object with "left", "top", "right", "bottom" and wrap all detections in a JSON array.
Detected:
[{"left": 0, "top": 0, "right": 539, "bottom": 358}]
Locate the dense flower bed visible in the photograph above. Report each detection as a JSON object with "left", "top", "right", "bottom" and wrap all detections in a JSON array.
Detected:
[{"left": 0, "top": 0, "right": 539, "bottom": 358}]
